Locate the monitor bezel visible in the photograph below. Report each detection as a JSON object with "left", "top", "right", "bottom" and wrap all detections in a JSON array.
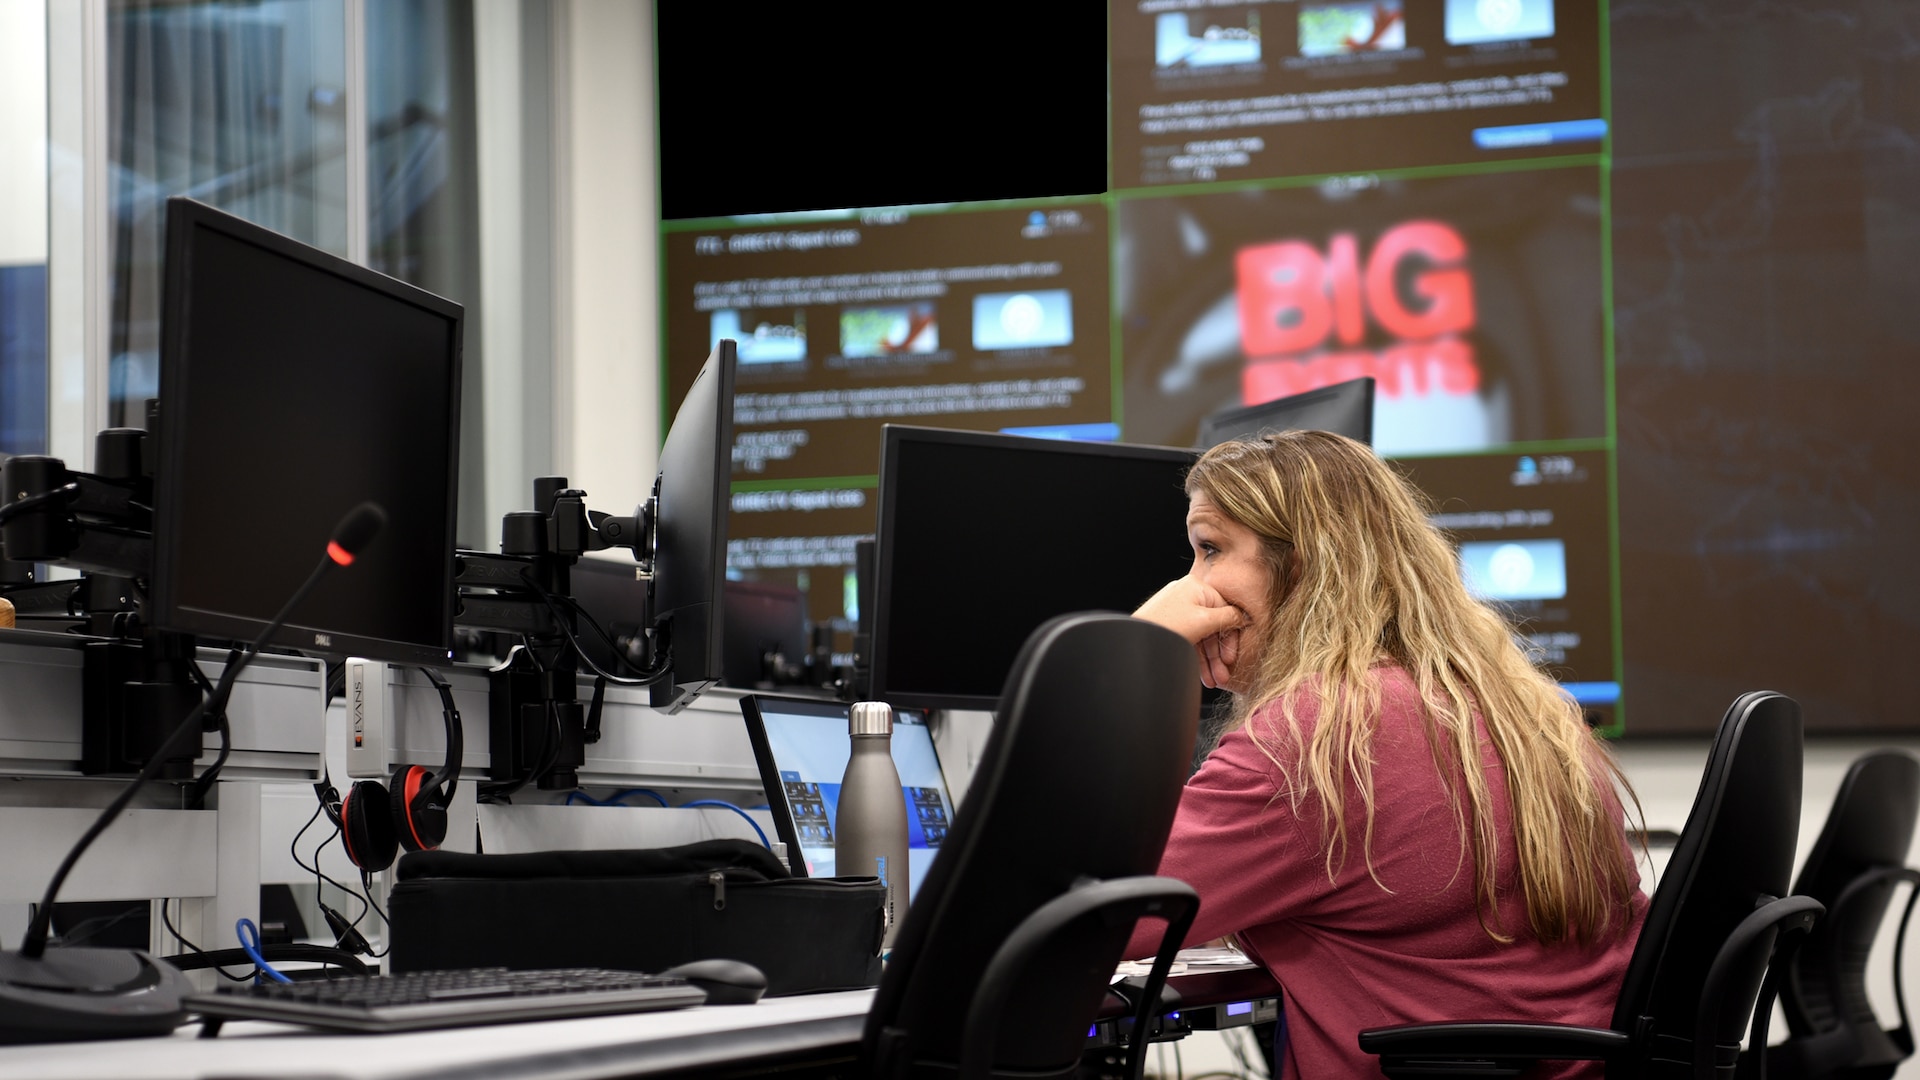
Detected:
[
  {"left": 149, "top": 196, "right": 464, "bottom": 667},
  {"left": 870, "top": 424, "right": 1199, "bottom": 712},
  {"left": 647, "top": 338, "right": 739, "bottom": 712},
  {"left": 1197, "top": 375, "right": 1376, "bottom": 448}
]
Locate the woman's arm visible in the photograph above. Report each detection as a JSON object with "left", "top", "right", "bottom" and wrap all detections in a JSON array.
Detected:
[{"left": 1122, "top": 725, "right": 1330, "bottom": 958}]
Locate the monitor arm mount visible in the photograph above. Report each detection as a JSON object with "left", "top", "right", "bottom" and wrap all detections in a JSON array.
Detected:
[
  {"left": 0, "top": 419, "right": 209, "bottom": 782},
  {"left": 454, "top": 476, "right": 654, "bottom": 795}
]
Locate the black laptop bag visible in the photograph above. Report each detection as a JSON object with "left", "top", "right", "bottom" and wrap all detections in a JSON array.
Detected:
[{"left": 387, "top": 839, "right": 885, "bottom": 996}]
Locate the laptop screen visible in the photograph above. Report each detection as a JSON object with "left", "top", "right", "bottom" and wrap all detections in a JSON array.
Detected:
[{"left": 741, "top": 695, "right": 955, "bottom": 904}]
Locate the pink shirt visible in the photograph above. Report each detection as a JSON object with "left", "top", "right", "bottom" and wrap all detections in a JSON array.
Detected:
[{"left": 1126, "top": 666, "right": 1647, "bottom": 1079}]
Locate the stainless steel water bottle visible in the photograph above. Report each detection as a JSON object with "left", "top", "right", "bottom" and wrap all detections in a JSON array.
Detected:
[{"left": 836, "top": 700, "right": 910, "bottom": 947}]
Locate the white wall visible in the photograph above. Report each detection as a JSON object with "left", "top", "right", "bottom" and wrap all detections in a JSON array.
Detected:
[
  {"left": 554, "top": 0, "right": 657, "bottom": 511},
  {"left": 0, "top": 0, "right": 48, "bottom": 268}
]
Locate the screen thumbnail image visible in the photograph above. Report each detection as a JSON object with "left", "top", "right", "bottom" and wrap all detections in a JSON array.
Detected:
[
  {"left": 1459, "top": 538, "right": 1567, "bottom": 601},
  {"left": 712, "top": 307, "right": 807, "bottom": 365},
  {"left": 1446, "top": 0, "right": 1554, "bottom": 45},
  {"left": 1156, "top": 10, "right": 1262, "bottom": 68},
  {"left": 1115, "top": 167, "right": 1605, "bottom": 455},
  {"left": 1396, "top": 448, "right": 1617, "bottom": 722},
  {"left": 972, "top": 289, "right": 1074, "bottom": 351},
  {"left": 1297, "top": 0, "right": 1406, "bottom": 57},
  {"left": 839, "top": 303, "right": 939, "bottom": 358}
]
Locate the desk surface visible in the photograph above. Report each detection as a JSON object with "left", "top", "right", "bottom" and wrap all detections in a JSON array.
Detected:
[
  {"left": 0, "top": 990, "right": 876, "bottom": 1080},
  {"left": 0, "top": 963, "right": 1286, "bottom": 1080}
]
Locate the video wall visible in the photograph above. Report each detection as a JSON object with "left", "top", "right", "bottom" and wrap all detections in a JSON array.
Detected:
[{"left": 657, "top": 1, "right": 1920, "bottom": 735}]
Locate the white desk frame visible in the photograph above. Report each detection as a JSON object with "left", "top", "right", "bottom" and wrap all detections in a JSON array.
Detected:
[{"left": 0, "top": 632, "right": 325, "bottom": 973}]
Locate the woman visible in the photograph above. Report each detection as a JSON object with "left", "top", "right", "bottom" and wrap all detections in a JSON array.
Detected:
[{"left": 1127, "top": 430, "right": 1647, "bottom": 1079}]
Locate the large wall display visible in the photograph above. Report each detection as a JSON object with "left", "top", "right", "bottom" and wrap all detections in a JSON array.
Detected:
[{"left": 657, "top": 1, "right": 1920, "bottom": 735}]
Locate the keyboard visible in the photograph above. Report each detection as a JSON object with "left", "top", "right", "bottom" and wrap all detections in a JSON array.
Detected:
[{"left": 184, "top": 966, "right": 710, "bottom": 1033}]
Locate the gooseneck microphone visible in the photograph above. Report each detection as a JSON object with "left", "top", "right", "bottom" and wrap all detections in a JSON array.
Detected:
[
  {"left": 0, "top": 502, "right": 385, "bottom": 1043},
  {"left": 326, "top": 501, "right": 387, "bottom": 567}
]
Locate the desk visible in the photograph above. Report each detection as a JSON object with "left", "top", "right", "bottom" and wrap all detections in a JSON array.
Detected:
[
  {"left": 0, "top": 991, "right": 875, "bottom": 1080},
  {"left": 0, "top": 965, "right": 1286, "bottom": 1079}
]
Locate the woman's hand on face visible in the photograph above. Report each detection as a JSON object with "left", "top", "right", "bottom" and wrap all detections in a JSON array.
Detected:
[
  {"left": 1133, "top": 576, "right": 1242, "bottom": 643},
  {"left": 1134, "top": 577, "right": 1247, "bottom": 688},
  {"left": 1198, "top": 625, "right": 1240, "bottom": 691}
]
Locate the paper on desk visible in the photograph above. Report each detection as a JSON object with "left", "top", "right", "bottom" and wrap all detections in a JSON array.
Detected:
[
  {"left": 1110, "top": 944, "right": 1253, "bottom": 982},
  {"left": 1174, "top": 946, "right": 1253, "bottom": 967},
  {"left": 1111, "top": 960, "right": 1185, "bottom": 983}
]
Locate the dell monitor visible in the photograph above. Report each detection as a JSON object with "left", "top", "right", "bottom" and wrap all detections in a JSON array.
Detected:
[
  {"left": 1197, "top": 376, "right": 1375, "bottom": 449},
  {"left": 647, "top": 338, "right": 738, "bottom": 712},
  {"left": 150, "top": 197, "right": 462, "bottom": 666},
  {"left": 870, "top": 425, "right": 1197, "bottom": 711}
]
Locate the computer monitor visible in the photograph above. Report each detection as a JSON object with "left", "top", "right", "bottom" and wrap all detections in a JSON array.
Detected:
[
  {"left": 722, "top": 578, "right": 809, "bottom": 689},
  {"left": 870, "top": 425, "right": 1197, "bottom": 711},
  {"left": 149, "top": 197, "right": 462, "bottom": 666},
  {"left": 1196, "top": 376, "right": 1375, "bottom": 449},
  {"left": 647, "top": 338, "right": 738, "bottom": 712},
  {"left": 741, "top": 693, "right": 954, "bottom": 903}
]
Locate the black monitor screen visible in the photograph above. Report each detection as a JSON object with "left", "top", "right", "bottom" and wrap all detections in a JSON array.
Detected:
[
  {"left": 150, "top": 197, "right": 463, "bottom": 665},
  {"left": 872, "top": 426, "right": 1197, "bottom": 711},
  {"left": 1198, "top": 377, "right": 1376, "bottom": 449},
  {"left": 649, "top": 338, "right": 738, "bottom": 712}
]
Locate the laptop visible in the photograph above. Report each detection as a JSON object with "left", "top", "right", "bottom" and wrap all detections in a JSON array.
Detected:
[{"left": 740, "top": 694, "right": 955, "bottom": 905}]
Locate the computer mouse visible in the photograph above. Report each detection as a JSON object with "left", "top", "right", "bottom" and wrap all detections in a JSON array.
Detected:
[{"left": 659, "top": 958, "right": 768, "bottom": 1005}]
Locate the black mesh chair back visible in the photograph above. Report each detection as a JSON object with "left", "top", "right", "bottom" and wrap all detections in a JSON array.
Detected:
[
  {"left": 861, "top": 613, "right": 1201, "bottom": 1079},
  {"left": 1360, "top": 691, "right": 1815, "bottom": 1078},
  {"left": 1767, "top": 749, "right": 1920, "bottom": 1080},
  {"left": 1612, "top": 690, "right": 1806, "bottom": 1077}
]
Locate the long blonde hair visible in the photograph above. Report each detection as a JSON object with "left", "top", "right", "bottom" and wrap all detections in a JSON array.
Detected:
[{"left": 1187, "top": 431, "right": 1639, "bottom": 946}]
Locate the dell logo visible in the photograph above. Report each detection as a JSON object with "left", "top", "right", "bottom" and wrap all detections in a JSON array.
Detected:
[{"left": 315, "top": 633, "right": 332, "bottom": 648}]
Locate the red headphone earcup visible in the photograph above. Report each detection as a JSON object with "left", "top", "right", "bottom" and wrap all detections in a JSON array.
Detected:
[
  {"left": 342, "top": 779, "right": 399, "bottom": 872},
  {"left": 391, "top": 764, "right": 448, "bottom": 853}
]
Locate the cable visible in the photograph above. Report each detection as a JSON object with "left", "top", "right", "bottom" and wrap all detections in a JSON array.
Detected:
[
  {"left": 478, "top": 696, "right": 562, "bottom": 803},
  {"left": 565, "top": 787, "right": 671, "bottom": 807},
  {"left": 0, "top": 482, "right": 79, "bottom": 526},
  {"left": 166, "top": 943, "right": 367, "bottom": 978},
  {"left": 680, "top": 799, "right": 772, "bottom": 849},
  {"left": 354, "top": 870, "right": 392, "bottom": 958},
  {"left": 524, "top": 569, "right": 660, "bottom": 682},
  {"left": 290, "top": 803, "right": 366, "bottom": 916},
  {"left": 236, "top": 918, "right": 291, "bottom": 984},
  {"left": 516, "top": 568, "right": 671, "bottom": 686},
  {"left": 159, "top": 899, "right": 252, "bottom": 982},
  {"left": 45, "top": 904, "right": 146, "bottom": 948}
]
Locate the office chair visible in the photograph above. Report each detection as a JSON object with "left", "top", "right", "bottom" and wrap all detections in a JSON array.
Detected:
[
  {"left": 1757, "top": 749, "right": 1920, "bottom": 1080},
  {"left": 860, "top": 612, "right": 1202, "bottom": 1080},
  {"left": 1359, "top": 690, "right": 1822, "bottom": 1079}
]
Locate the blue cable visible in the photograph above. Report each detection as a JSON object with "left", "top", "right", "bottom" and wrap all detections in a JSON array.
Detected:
[
  {"left": 681, "top": 799, "right": 771, "bottom": 849},
  {"left": 565, "top": 788, "right": 671, "bottom": 807},
  {"left": 236, "top": 918, "right": 291, "bottom": 984}
]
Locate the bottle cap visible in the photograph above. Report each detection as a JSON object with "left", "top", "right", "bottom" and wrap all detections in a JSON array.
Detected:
[{"left": 849, "top": 700, "right": 893, "bottom": 736}]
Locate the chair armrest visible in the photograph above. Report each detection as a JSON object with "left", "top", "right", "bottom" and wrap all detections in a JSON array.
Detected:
[{"left": 1360, "top": 1020, "right": 1631, "bottom": 1060}]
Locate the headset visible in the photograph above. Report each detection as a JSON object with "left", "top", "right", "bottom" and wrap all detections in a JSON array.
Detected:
[{"left": 320, "top": 668, "right": 464, "bottom": 874}]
